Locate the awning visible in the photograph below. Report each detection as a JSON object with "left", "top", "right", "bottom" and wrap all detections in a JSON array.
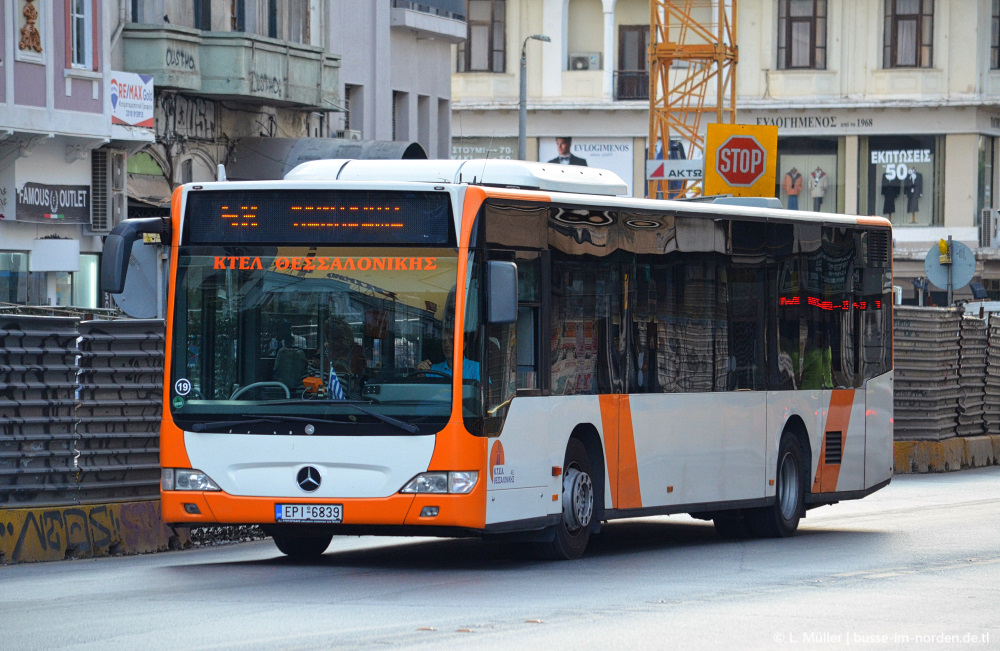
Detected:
[
  {"left": 127, "top": 173, "right": 172, "bottom": 208},
  {"left": 226, "top": 137, "right": 428, "bottom": 181}
]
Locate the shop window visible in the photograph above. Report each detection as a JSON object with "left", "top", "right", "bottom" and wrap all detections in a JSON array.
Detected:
[
  {"left": 0, "top": 252, "right": 30, "bottom": 304},
  {"left": 993, "top": 0, "right": 1000, "bottom": 69},
  {"left": 457, "top": 0, "right": 506, "bottom": 73},
  {"left": 777, "top": 137, "right": 841, "bottom": 213},
  {"left": 777, "top": 0, "right": 827, "bottom": 70},
  {"left": 70, "top": 0, "right": 95, "bottom": 69},
  {"left": 861, "top": 135, "right": 942, "bottom": 226},
  {"left": 74, "top": 255, "right": 100, "bottom": 307},
  {"left": 883, "top": 0, "right": 933, "bottom": 69}
]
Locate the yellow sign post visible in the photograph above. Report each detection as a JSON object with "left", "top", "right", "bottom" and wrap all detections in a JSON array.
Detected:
[{"left": 703, "top": 124, "right": 778, "bottom": 198}]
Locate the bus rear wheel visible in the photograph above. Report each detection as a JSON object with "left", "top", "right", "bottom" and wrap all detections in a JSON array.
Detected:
[
  {"left": 747, "top": 434, "right": 805, "bottom": 538},
  {"left": 533, "top": 439, "right": 595, "bottom": 560},
  {"left": 271, "top": 532, "right": 333, "bottom": 560}
]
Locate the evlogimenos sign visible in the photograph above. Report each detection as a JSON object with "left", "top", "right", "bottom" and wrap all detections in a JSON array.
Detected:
[{"left": 110, "top": 72, "right": 154, "bottom": 128}]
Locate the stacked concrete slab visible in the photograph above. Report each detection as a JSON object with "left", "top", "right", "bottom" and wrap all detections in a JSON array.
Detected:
[
  {"left": 893, "top": 306, "right": 962, "bottom": 440},
  {"left": 957, "top": 316, "right": 988, "bottom": 437},
  {"left": 986, "top": 315, "right": 1000, "bottom": 436}
]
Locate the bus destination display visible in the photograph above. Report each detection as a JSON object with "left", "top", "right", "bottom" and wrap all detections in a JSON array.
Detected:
[{"left": 183, "top": 189, "right": 454, "bottom": 245}]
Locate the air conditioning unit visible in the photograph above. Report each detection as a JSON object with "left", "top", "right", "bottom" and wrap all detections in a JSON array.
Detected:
[
  {"left": 90, "top": 149, "right": 126, "bottom": 234},
  {"left": 569, "top": 52, "right": 602, "bottom": 71},
  {"left": 980, "top": 208, "right": 998, "bottom": 248},
  {"left": 336, "top": 129, "right": 362, "bottom": 140}
]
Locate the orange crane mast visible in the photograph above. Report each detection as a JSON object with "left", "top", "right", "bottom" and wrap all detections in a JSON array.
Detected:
[{"left": 648, "top": 0, "right": 738, "bottom": 198}]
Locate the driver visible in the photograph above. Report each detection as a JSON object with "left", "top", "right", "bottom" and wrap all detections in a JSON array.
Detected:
[{"left": 416, "top": 327, "right": 480, "bottom": 379}]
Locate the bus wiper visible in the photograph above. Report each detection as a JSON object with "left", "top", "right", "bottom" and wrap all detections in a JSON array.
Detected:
[
  {"left": 264, "top": 399, "right": 421, "bottom": 435},
  {"left": 190, "top": 414, "right": 341, "bottom": 432}
]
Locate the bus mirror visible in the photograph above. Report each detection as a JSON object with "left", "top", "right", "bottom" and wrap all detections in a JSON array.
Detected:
[
  {"left": 487, "top": 261, "right": 518, "bottom": 324},
  {"left": 101, "top": 217, "right": 169, "bottom": 294}
]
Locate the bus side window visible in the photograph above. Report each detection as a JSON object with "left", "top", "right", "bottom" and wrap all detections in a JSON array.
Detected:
[{"left": 515, "top": 254, "right": 541, "bottom": 391}]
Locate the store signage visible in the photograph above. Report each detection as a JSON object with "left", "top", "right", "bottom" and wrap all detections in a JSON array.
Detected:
[
  {"left": 704, "top": 124, "right": 778, "bottom": 197},
  {"left": 870, "top": 149, "right": 931, "bottom": 164},
  {"left": 15, "top": 183, "right": 90, "bottom": 224},
  {"left": 646, "top": 159, "right": 703, "bottom": 181},
  {"left": 451, "top": 137, "right": 517, "bottom": 160},
  {"left": 110, "top": 71, "right": 154, "bottom": 128}
]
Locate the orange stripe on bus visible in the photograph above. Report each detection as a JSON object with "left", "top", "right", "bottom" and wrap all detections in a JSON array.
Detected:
[
  {"left": 162, "top": 187, "right": 192, "bottom": 469},
  {"left": 598, "top": 395, "right": 642, "bottom": 509},
  {"left": 813, "top": 389, "right": 855, "bottom": 493},
  {"left": 855, "top": 216, "right": 892, "bottom": 227}
]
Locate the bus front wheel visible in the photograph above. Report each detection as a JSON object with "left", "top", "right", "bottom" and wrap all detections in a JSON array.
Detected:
[
  {"left": 747, "top": 434, "right": 805, "bottom": 538},
  {"left": 271, "top": 532, "right": 333, "bottom": 560},
  {"left": 533, "top": 438, "right": 595, "bottom": 560}
]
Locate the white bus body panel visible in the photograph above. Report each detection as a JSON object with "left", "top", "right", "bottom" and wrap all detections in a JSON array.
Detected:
[
  {"left": 484, "top": 397, "right": 603, "bottom": 526},
  {"left": 865, "top": 372, "right": 894, "bottom": 487},
  {"left": 183, "top": 433, "right": 436, "bottom": 498},
  {"left": 628, "top": 393, "right": 767, "bottom": 506}
]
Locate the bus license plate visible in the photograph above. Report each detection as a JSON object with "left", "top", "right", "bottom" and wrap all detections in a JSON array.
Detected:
[{"left": 276, "top": 504, "right": 343, "bottom": 523}]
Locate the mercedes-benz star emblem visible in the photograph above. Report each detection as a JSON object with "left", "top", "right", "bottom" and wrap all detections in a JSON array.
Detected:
[{"left": 297, "top": 466, "right": 321, "bottom": 492}]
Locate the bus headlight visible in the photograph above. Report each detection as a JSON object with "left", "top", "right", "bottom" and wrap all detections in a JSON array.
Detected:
[
  {"left": 400, "top": 471, "right": 478, "bottom": 494},
  {"left": 162, "top": 468, "right": 222, "bottom": 492}
]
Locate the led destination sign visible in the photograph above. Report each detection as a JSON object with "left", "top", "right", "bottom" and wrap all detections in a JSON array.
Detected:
[{"left": 183, "top": 189, "right": 454, "bottom": 245}]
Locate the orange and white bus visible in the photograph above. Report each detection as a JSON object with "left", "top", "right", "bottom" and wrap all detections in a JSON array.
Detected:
[{"left": 103, "top": 159, "right": 893, "bottom": 560}]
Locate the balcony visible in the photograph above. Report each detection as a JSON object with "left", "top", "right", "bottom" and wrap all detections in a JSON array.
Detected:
[
  {"left": 121, "top": 24, "right": 341, "bottom": 111},
  {"left": 615, "top": 70, "right": 649, "bottom": 101},
  {"left": 390, "top": 0, "right": 466, "bottom": 44}
]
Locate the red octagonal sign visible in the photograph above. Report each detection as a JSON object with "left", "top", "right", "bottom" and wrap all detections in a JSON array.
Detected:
[{"left": 715, "top": 135, "right": 767, "bottom": 187}]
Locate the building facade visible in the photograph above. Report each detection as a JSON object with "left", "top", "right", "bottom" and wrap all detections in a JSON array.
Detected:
[
  {"left": 117, "top": 0, "right": 341, "bottom": 209},
  {"left": 451, "top": 0, "right": 1000, "bottom": 302},
  {"left": 739, "top": 0, "right": 1000, "bottom": 302},
  {"left": 1, "top": 0, "right": 151, "bottom": 307},
  {"left": 331, "top": 0, "right": 464, "bottom": 157}
]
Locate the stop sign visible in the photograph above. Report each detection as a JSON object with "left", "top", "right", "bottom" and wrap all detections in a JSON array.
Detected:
[{"left": 715, "top": 135, "right": 767, "bottom": 187}]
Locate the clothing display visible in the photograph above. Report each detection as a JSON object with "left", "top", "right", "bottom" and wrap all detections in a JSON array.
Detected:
[
  {"left": 810, "top": 167, "right": 828, "bottom": 211},
  {"left": 880, "top": 172, "right": 901, "bottom": 215},
  {"left": 782, "top": 169, "right": 802, "bottom": 210},
  {"left": 904, "top": 170, "right": 923, "bottom": 214}
]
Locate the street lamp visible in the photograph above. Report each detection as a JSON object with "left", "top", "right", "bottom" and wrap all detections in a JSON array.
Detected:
[{"left": 519, "top": 34, "right": 550, "bottom": 160}]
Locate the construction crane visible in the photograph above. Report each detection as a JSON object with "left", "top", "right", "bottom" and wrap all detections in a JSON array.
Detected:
[{"left": 648, "top": 0, "right": 738, "bottom": 199}]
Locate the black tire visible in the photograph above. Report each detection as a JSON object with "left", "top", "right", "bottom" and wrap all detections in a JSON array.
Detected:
[
  {"left": 713, "top": 511, "right": 753, "bottom": 539},
  {"left": 272, "top": 532, "right": 333, "bottom": 559},
  {"left": 747, "top": 434, "right": 805, "bottom": 538},
  {"left": 533, "top": 439, "right": 595, "bottom": 560}
]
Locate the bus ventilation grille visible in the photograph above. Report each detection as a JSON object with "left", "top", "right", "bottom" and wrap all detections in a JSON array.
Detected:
[
  {"left": 825, "top": 431, "right": 843, "bottom": 464},
  {"left": 868, "top": 231, "right": 890, "bottom": 266}
]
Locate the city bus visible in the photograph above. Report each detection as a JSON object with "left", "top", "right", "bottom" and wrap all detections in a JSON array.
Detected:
[{"left": 102, "top": 159, "right": 893, "bottom": 560}]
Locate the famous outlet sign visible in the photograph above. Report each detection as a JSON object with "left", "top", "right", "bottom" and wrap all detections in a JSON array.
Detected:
[{"left": 704, "top": 124, "right": 778, "bottom": 198}]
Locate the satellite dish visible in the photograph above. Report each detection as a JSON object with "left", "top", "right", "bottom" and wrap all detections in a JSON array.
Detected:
[
  {"left": 924, "top": 239, "right": 975, "bottom": 291},
  {"left": 111, "top": 240, "right": 163, "bottom": 318}
]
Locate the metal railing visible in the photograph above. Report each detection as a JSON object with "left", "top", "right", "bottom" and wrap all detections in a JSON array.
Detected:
[{"left": 614, "top": 70, "right": 649, "bottom": 100}]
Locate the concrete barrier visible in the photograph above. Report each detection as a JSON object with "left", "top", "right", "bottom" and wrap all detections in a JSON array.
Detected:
[
  {"left": 894, "top": 436, "right": 1000, "bottom": 474},
  {"left": 0, "top": 501, "right": 189, "bottom": 564}
]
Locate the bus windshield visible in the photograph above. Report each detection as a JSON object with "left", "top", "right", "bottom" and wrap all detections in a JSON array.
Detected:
[{"left": 169, "top": 246, "right": 459, "bottom": 435}]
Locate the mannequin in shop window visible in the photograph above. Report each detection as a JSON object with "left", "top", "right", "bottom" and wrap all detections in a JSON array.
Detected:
[
  {"left": 904, "top": 169, "right": 923, "bottom": 223},
  {"left": 810, "top": 166, "right": 828, "bottom": 211},
  {"left": 881, "top": 170, "right": 901, "bottom": 218},
  {"left": 782, "top": 167, "right": 802, "bottom": 210}
]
